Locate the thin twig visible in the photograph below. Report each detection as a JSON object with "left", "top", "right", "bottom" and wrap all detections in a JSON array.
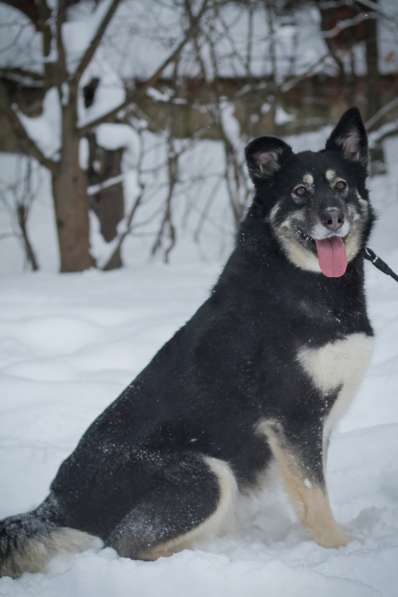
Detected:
[{"left": 78, "top": 0, "right": 209, "bottom": 136}]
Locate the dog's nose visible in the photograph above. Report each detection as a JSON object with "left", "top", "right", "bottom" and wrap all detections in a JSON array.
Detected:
[{"left": 321, "top": 207, "right": 345, "bottom": 232}]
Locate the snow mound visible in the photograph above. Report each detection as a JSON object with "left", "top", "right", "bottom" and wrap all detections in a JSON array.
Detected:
[{"left": 1, "top": 258, "right": 398, "bottom": 595}]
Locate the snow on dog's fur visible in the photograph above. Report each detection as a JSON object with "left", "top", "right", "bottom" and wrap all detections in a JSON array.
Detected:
[{"left": 0, "top": 108, "right": 374, "bottom": 577}]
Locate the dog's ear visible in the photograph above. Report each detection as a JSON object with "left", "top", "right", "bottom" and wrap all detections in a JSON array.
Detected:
[
  {"left": 245, "top": 136, "right": 293, "bottom": 182},
  {"left": 325, "top": 107, "right": 368, "bottom": 167}
]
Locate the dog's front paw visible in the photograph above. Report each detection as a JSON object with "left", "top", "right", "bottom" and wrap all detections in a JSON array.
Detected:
[{"left": 314, "top": 526, "right": 350, "bottom": 549}]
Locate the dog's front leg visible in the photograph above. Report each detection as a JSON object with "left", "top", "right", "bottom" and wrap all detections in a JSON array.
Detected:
[{"left": 259, "top": 418, "right": 349, "bottom": 549}]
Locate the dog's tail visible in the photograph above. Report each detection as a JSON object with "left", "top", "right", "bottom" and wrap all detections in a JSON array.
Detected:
[{"left": 0, "top": 495, "right": 96, "bottom": 578}]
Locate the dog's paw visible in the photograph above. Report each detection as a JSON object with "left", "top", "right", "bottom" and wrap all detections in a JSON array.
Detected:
[{"left": 314, "top": 526, "right": 350, "bottom": 549}]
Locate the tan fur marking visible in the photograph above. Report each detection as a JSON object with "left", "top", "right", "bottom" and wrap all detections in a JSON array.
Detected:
[
  {"left": 269, "top": 202, "right": 280, "bottom": 222},
  {"left": 140, "top": 457, "right": 237, "bottom": 560},
  {"left": 275, "top": 226, "right": 321, "bottom": 273},
  {"left": 257, "top": 420, "right": 348, "bottom": 549},
  {"left": 325, "top": 169, "right": 337, "bottom": 183},
  {"left": 0, "top": 528, "right": 98, "bottom": 577},
  {"left": 344, "top": 223, "right": 363, "bottom": 261},
  {"left": 274, "top": 213, "right": 365, "bottom": 273}
]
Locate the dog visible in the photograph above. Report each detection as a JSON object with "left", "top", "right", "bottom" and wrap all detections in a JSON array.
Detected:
[{"left": 0, "top": 107, "right": 375, "bottom": 577}]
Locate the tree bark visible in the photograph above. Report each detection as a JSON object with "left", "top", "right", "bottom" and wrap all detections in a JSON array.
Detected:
[
  {"left": 91, "top": 148, "right": 124, "bottom": 243},
  {"left": 365, "top": 2, "right": 380, "bottom": 117},
  {"left": 88, "top": 134, "right": 124, "bottom": 270},
  {"left": 52, "top": 99, "right": 93, "bottom": 272}
]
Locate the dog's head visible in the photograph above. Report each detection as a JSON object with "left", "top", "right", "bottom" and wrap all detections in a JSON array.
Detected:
[{"left": 245, "top": 108, "right": 374, "bottom": 278}]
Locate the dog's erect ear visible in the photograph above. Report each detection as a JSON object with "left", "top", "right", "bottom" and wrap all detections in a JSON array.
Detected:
[
  {"left": 245, "top": 136, "right": 293, "bottom": 182},
  {"left": 325, "top": 107, "right": 368, "bottom": 167}
]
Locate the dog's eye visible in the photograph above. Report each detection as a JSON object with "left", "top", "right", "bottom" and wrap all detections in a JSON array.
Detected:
[
  {"left": 335, "top": 179, "right": 347, "bottom": 192},
  {"left": 293, "top": 185, "right": 307, "bottom": 197}
]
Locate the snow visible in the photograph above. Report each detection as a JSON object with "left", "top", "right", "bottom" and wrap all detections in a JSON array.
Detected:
[
  {"left": 1, "top": 218, "right": 398, "bottom": 595},
  {"left": 62, "top": 0, "right": 114, "bottom": 73},
  {"left": 0, "top": 5, "right": 42, "bottom": 74},
  {"left": 0, "top": 549, "right": 377, "bottom": 597},
  {"left": 5, "top": 0, "right": 392, "bottom": 88},
  {"left": 219, "top": 100, "right": 241, "bottom": 152},
  {"left": 0, "top": 0, "right": 397, "bottom": 92},
  {"left": 0, "top": 154, "right": 57, "bottom": 273},
  {"left": 275, "top": 105, "right": 294, "bottom": 125},
  {"left": 100, "top": 0, "right": 398, "bottom": 80},
  {"left": 17, "top": 88, "right": 61, "bottom": 159},
  {"left": 96, "top": 123, "right": 133, "bottom": 150},
  {"left": 77, "top": 53, "right": 126, "bottom": 130}
]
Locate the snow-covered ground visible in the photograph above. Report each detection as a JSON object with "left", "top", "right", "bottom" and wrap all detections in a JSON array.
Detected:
[{"left": 1, "top": 235, "right": 398, "bottom": 596}]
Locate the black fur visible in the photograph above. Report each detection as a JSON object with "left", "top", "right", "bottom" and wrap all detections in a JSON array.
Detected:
[{"left": 0, "top": 108, "right": 375, "bottom": 575}]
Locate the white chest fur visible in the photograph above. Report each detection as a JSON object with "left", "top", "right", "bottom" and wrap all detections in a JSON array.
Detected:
[{"left": 297, "top": 333, "right": 373, "bottom": 438}]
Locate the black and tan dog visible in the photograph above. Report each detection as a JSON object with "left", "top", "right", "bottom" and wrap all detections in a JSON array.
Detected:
[{"left": 0, "top": 108, "right": 374, "bottom": 577}]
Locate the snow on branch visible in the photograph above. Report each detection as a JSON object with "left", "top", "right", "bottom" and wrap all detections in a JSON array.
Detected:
[
  {"left": 0, "top": 67, "right": 44, "bottom": 86},
  {"left": 2, "top": 92, "right": 57, "bottom": 171},
  {"left": 322, "top": 12, "right": 373, "bottom": 40},
  {"left": 77, "top": 0, "right": 210, "bottom": 136},
  {"left": 10, "top": 111, "right": 57, "bottom": 171},
  {"left": 71, "top": 0, "right": 122, "bottom": 86}
]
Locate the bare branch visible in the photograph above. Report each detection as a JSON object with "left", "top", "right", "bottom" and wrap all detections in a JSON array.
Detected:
[
  {"left": 356, "top": 0, "right": 398, "bottom": 28},
  {"left": 72, "top": 0, "right": 122, "bottom": 85},
  {"left": 280, "top": 53, "right": 330, "bottom": 93},
  {"left": 0, "top": 67, "right": 44, "bottom": 85},
  {"left": 322, "top": 12, "right": 374, "bottom": 40},
  {"left": 16, "top": 203, "right": 39, "bottom": 271},
  {"left": 0, "top": 156, "right": 40, "bottom": 270},
  {"left": 150, "top": 135, "right": 178, "bottom": 262},
  {"left": 78, "top": 0, "right": 209, "bottom": 136},
  {"left": 366, "top": 97, "right": 398, "bottom": 130},
  {"left": 0, "top": 0, "right": 50, "bottom": 28},
  {"left": 55, "top": 0, "right": 68, "bottom": 77}
]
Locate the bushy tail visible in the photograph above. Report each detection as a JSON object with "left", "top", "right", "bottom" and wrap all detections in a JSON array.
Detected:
[{"left": 0, "top": 496, "right": 96, "bottom": 578}]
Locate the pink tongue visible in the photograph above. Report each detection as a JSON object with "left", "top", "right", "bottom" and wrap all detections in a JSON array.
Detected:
[{"left": 315, "top": 237, "right": 347, "bottom": 278}]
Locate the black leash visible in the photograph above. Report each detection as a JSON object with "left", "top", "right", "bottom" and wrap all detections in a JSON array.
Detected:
[{"left": 364, "top": 248, "right": 398, "bottom": 283}]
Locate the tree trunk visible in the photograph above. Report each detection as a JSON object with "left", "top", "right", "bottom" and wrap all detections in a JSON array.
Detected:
[
  {"left": 52, "top": 99, "right": 93, "bottom": 272},
  {"left": 365, "top": 1, "right": 380, "bottom": 118},
  {"left": 88, "top": 135, "right": 125, "bottom": 270}
]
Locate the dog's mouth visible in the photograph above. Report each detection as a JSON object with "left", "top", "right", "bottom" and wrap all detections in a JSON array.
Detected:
[
  {"left": 295, "top": 228, "right": 348, "bottom": 278},
  {"left": 315, "top": 236, "right": 347, "bottom": 278}
]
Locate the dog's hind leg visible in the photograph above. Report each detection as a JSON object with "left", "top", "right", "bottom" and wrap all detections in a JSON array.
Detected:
[
  {"left": 258, "top": 419, "right": 348, "bottom": 549},
  {"left": 106, "top": 453, "right": 237, "bottom": 560}
]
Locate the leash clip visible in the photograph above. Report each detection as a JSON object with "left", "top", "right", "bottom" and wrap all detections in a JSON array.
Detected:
[
  {"left": 364, "top": 247, "right": 398, "bottom": 284},
  {"left": 365, "top": 247, "right": 378, "bottom": 264}
]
